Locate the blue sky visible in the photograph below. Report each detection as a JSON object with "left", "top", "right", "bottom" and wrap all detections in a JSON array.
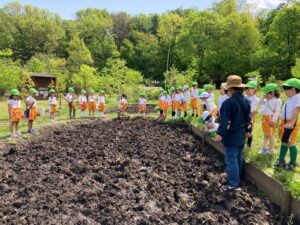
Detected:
[{"left": 0, "top": 0, "right": 286, "bottom": 19}]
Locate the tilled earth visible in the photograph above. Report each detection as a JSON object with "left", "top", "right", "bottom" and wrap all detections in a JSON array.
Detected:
[{"left": 0, "top": 118, "right": 286, "bottom": 224}]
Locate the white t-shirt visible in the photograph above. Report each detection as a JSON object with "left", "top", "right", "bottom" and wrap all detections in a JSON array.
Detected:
[
  {"left": 139, "top": 98, "right": 147, "bottom": 105},
  {"left": 280, "top": 94, "right": 300, "bottom": 120},
  {"left": 205, "top": 100, "right": 217, "bottom": 113},
  {"left": 218, "top": 94, "right": 229, "bottom": 111},
  {"left": 161, "top": 95, "right": 170, "bottom": 103},
  {"left": 120, "top": 98, "right": 127, "bottom": 104},
  {"left": 48, "top": 96, "right": 57, "bottom": 106},
  {"left": 88, "top": 95, "right": 96, "bottom": 102},
  {"left": 183, "top": 91, "right": 190, "bottom": 102},
  {"left": 78, "top": 95, "right": 87, "bottom": 104},
  {"left": 245, "top": 95, "right": 259, "bottom": 113},
  {"left": 65, "top": 93, "right": 75, "bottom": 103},
  {"left": 208, "top": 92, "right": 215, "bottom": 102},
  {"left": 26, "top": 95, "right": 37, "bottom": 108},
  {"left": 158, "top": 94, "right": 163, "bottom": 101},
  {"left": 98, "top": 96, "right": 105, "bottom": 104},
  {"left": 7, "top": 99, "right": 21, "bottom": 109},
  {"left": 175, "top": 93, "right": 184, "bottom": 103},
  {"left": 190, "top": 89, "right": 198, "bottom": 99},
  {"left": 260, "top": 98, "right": 282, "bottom": 122}
]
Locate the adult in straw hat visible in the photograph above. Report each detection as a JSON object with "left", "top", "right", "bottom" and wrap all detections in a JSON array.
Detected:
[{"left": 215, "top": 75, "right": 252, "bottom": 191}]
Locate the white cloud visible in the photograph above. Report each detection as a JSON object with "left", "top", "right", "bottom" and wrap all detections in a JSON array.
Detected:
[{"left": 247, "top": 0, "right": 287, "bottom": 9}]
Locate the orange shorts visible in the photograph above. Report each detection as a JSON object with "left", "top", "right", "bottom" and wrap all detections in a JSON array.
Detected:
[
  {"left": 279, "top": 120, "right": 300, "bottom": 145},
  {"left": 174, "top": 101, "right": 181, "bottom": 110},
  {"left": 120, "top": 103, "right": 126, "bottom": 111},
  {"left": 182, "top": 102, "right": 187, "bottom": 111},
  {"left": 99, "top": 102, "right": 105, "bottom": 111},
  {"left": 191, "top": 98, "right": 198, "bottom": 110},
  {"left": 262, "top": 115, "right": 276, "bottom": 137},
  {"left": 10, "top": 108, "right": 22, "bottom": 122},
  {"left": 51, "top": 105, "right": 57, "bottom": 113},
  {"left": 138, "top": 104, "right": 146, "bottom": 112},
  {"left": 158, "top": 100, "right": 163, "bottom": 110},
  {"left": 80, "top": 102, "right": 87, "bottom": 111},
  {"left": 69, "top": 102, "right": 76, "bottom": 109},
  {"left": 88, "top": 102, "right": 96, "bottom": 111},
  {"left": 29, "top": 107, "right": 37, "bottom": 121},
  {"left": 162, "top": 102, "right": 169, "bottom": 111}
]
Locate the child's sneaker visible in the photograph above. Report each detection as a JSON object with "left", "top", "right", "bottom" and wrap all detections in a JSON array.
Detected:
[
  {"left": 285, "top": 163, "right": 297, "bottom": 171},
  {"left": 266, "top": 149, "right": 274, "bottom": 154},
  {"left": 15, "top": 131, "right": 22, "bottom": 136},
  {"left": 275, "top": 160, "right": 286, "bottom": 168},
  {"left": 10, "top": 133, "right": 18, "bottom": 138},
  {"left": 259, "top": 148, "right": 268, "bottom": 154}
]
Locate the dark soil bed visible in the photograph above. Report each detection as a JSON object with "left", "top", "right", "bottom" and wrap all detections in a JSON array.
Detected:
[{"left": 0, "top": 118, "right": 286, "bottom": 224}]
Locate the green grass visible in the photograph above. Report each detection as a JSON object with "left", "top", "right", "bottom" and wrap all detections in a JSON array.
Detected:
[{"left": 0, "top": 95, "right": 120, "bottom": 139}]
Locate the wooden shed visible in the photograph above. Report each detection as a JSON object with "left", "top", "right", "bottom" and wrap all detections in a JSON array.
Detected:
[{"left": 31, "top": 73, "right": 56, "bottom": 99}]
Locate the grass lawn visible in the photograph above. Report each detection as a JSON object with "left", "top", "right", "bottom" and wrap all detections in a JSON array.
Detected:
[{"left": 0, "top": 95, "right": 120, "bottom": 140}]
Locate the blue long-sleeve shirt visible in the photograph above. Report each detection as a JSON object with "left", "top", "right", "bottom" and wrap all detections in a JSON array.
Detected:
[{"left": 217, "top": 93, "right": 252, "bottom": 147}]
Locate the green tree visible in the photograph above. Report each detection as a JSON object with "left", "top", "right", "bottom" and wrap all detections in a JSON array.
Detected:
[
  {"left": 120, "top": 32, "right": 164, "bottom": 80},
  {"left": 75, "top": 8, "right": 119, "bottom": 68},
  {"left": 292, "top": 58, "right": 300, "bottom": 78},
  {"left": 0, "top": 2, "right": 64, "bottom": 62},
  {"left": 265, "top": 5, "right": 300, "bottom": 79},
  {"left": 112, "top": 12, "right": 131, "bottom": 49},
  {"left": 67, "top": 35, "right": 93, "bottom": 71},
  {"left": 73, "top": 64, "right": 98, "bottom": 90},
  {"left": 19, "top": 72, "right": 35, "bottom": 98},
  {"left": 0, "top": 59, "right": 23, "bottom": 95}
]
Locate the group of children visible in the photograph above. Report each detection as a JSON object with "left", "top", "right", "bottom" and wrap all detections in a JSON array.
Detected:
[
  {"left": 157, "top": 78, "right": 300, "bottom": 170},
  {"left": 65, "top": 88, "right": 108, "bottom": 119},
  {"left": 8, "top": 88, "right": 39, "bottom": 138}
]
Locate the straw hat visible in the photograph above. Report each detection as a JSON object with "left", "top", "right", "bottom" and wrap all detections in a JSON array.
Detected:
[
  {"left": 225, "top": 75, "right": 245, "bottom": 89},
  {"left": 220, "top": 82, "right": 227, "bottom": 90}
]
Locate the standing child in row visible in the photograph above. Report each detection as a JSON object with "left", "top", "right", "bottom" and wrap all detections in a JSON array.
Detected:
[
  {"left": 170, "top": 87, "right": 176, "bottom": 119},
  {"left": 8, "top": 89, "right": 22, "bottom": 138},
  {"left": 175, "top": 86, "right": 183, "bottom": 118},
  {"left": 276, "top": 78, "right": 300, "bottom": 170},
  {"left": 79, "top": 90, "right": 87, "bottom": 118},
  {"left": 182, "top": 85, "right": 190, "bottom": 117},
  {"left": 26, "top": 88, "right": 38, "bottom": 134},
  {"left": 161, "top": 90, "right": 170, "bottom": 119},
  {"left": 190, "top": 82, "right": 199, "bottom": 117},
  {"left": 66, "top": 87, "right": 76, "bottom": 119},
  {"left": 259, "top": 84, "right": 282, "bottom": 154},
  {"left": 245, "top": 81, "right": 259, "bottom": 148},
  {"left": 88, "top": 89, "right": 96, "bottom": 117},
  {"left": 48, "top": 89, "right": 57, "bottom": 122},
  {"left": 204, "top": 84, "right": 214, "bottom": 102},
  {"left": 158, "top": 88, "right": 164, "bottom": 118},
  {"left": 98, "top": 90, "right": 106, "bottom": 118},
  {"left": 138, "top": 93, "right": 147, "bottom": 117},
  {"left": 118, "top": 94, "right": 127, "bottom": 116},
  {"left": 198, "top": 89, "right": 205, "bottom": 116}
]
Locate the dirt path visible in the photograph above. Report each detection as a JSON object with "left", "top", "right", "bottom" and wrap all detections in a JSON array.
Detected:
[{"left": 0, "top": 118, "right": 285, "bottom": 224}]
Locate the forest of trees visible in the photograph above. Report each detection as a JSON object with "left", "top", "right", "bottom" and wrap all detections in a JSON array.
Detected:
[{"left": 0, "top": 0, "right": 300, "bottom": 95}]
